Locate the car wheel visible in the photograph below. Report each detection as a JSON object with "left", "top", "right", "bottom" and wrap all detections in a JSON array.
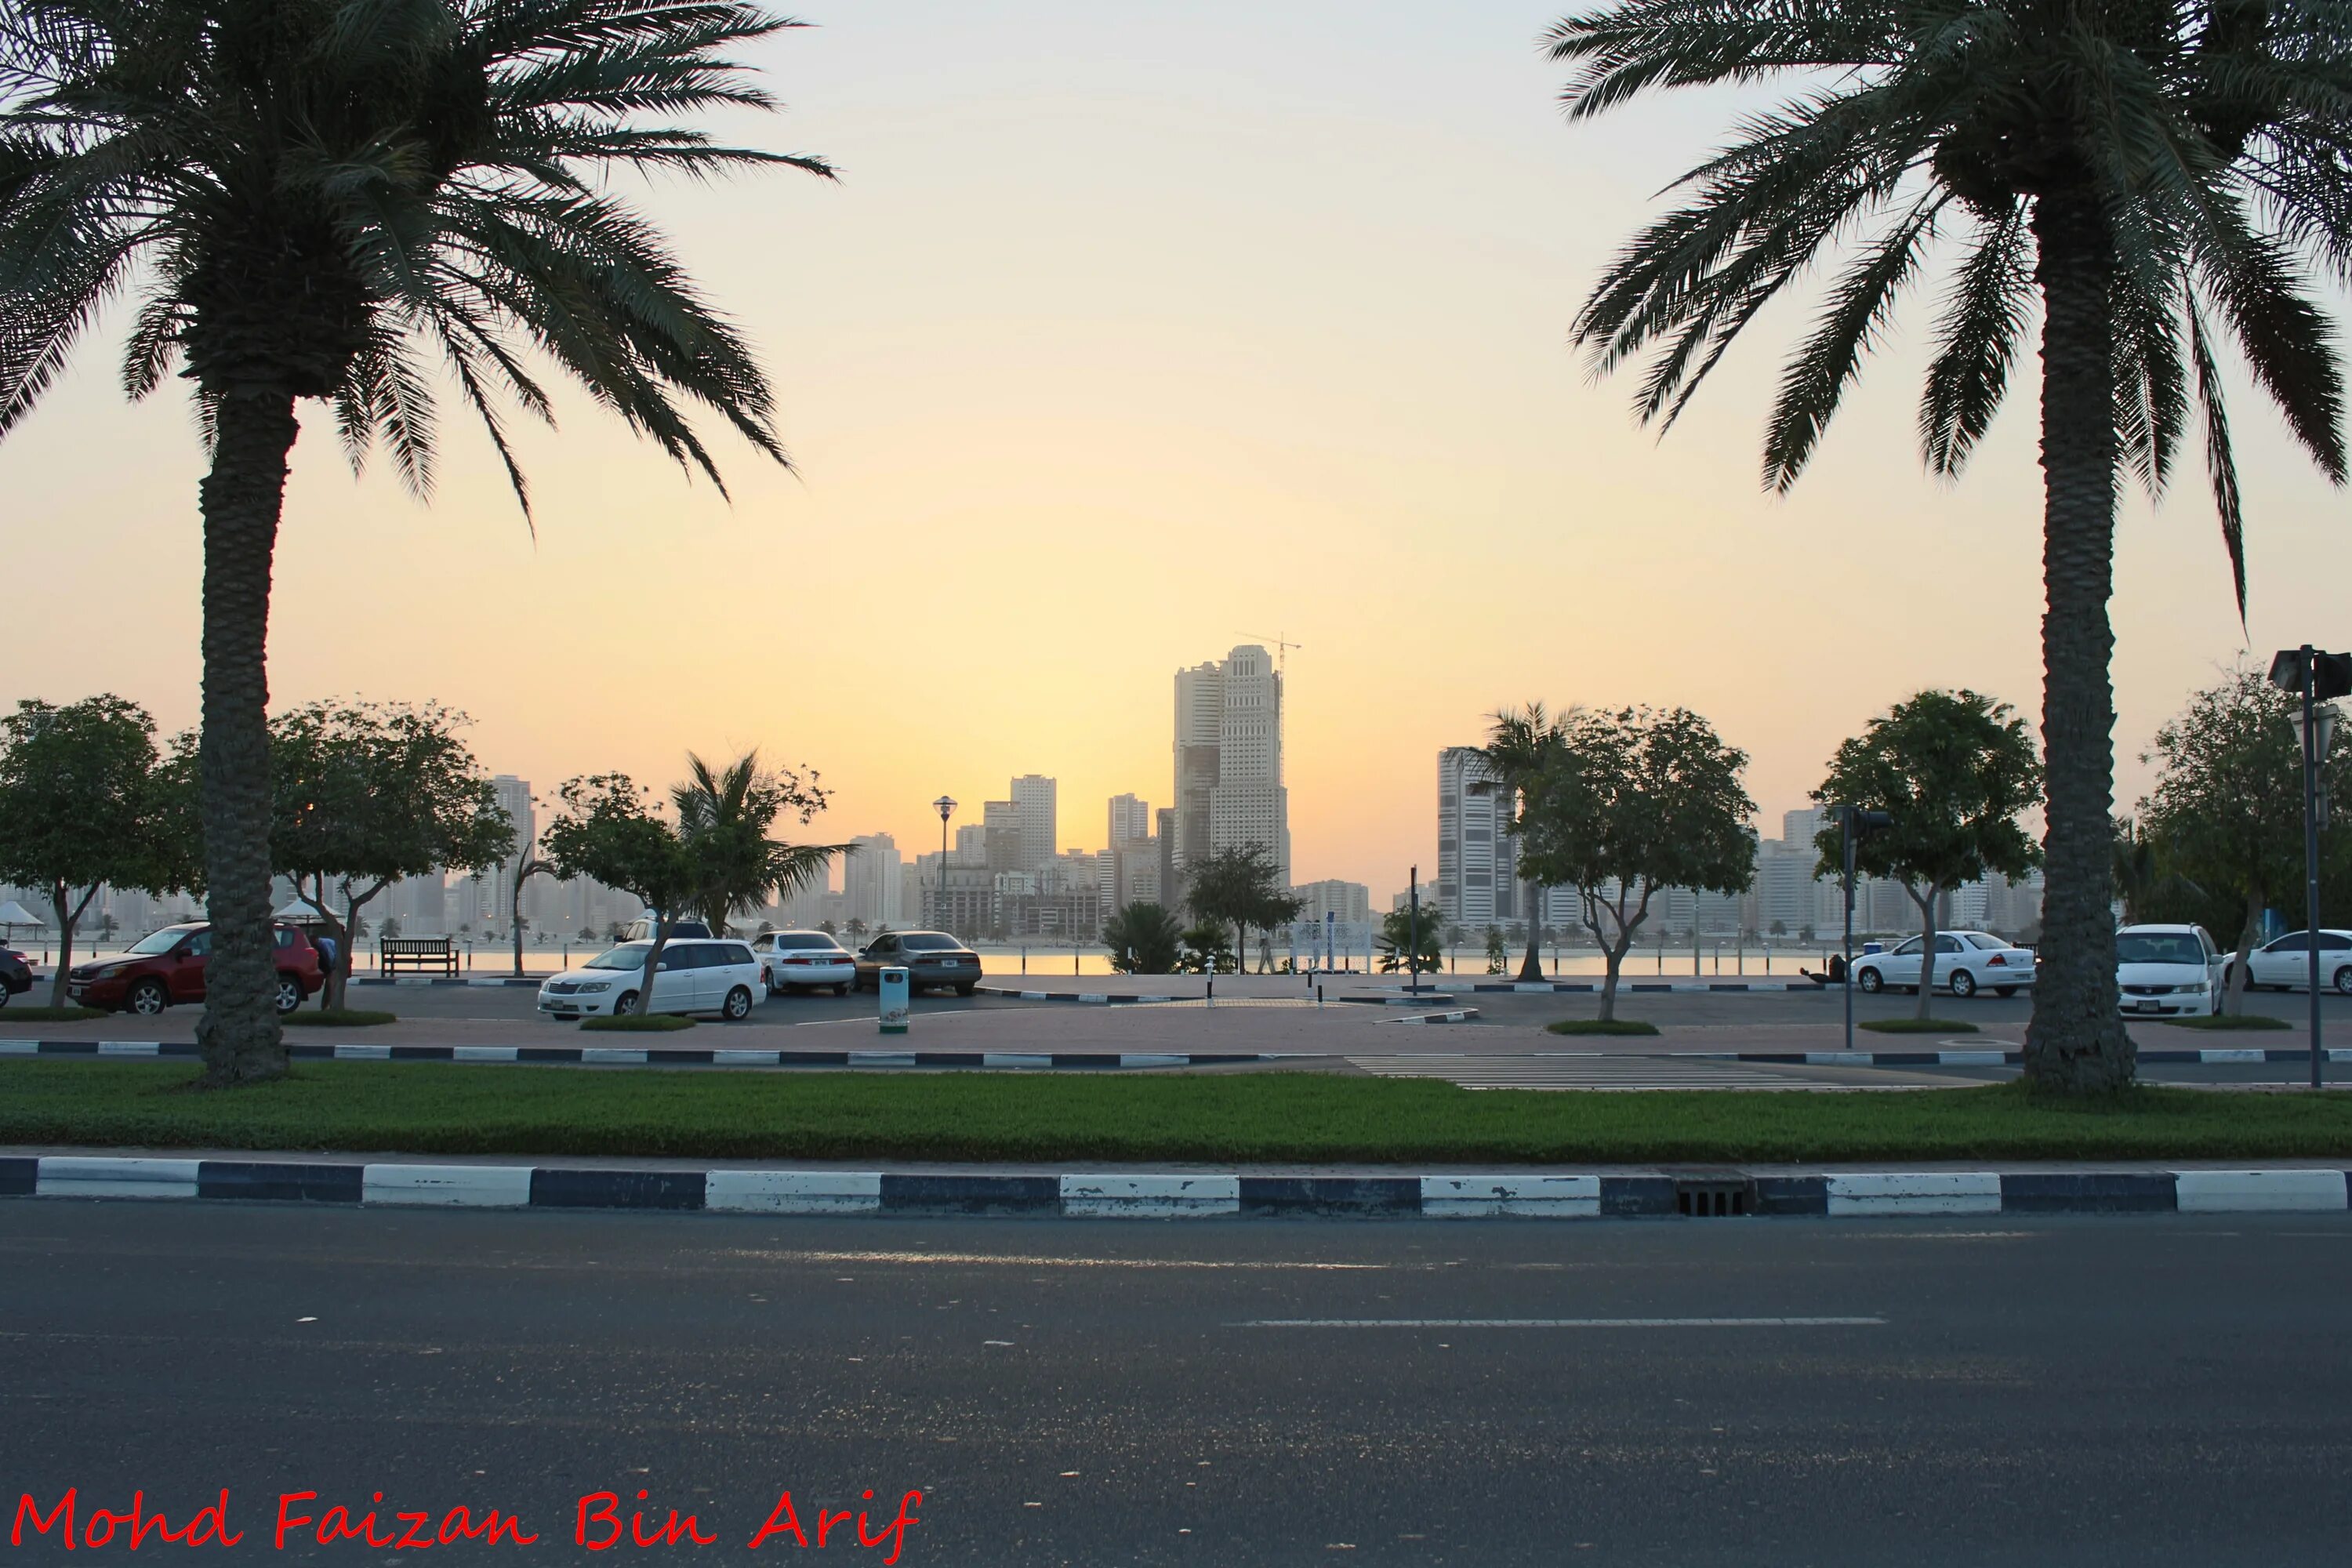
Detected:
[
  {"left": 128, "top": 978, "right": 169, "bottom": 1016},
  {"left": 833, "top": 983, "right": 850, "bottom": 996},
  {"left": 614, "top": 991, "right": 641, "bottom": 1015},
  {"left": 955, "top": 983, "right": 976, "bottom": 997},
  {"left": 274, "top": 975, "right": 303, "bottom": 1014},
  {"left": 1857, "top": 967, "right": 1882, "bottom": 994},
  {"left": 722, "top": 985, "right": 753, "bottom": 1022},
  {"left": 1948, "top": 969, "right": 1976, "bottom": 999},
  {"left": 2335, "top": 967, "right": 2352, "bottom": 996},
  {"left": 1994, "top": 986, "right": 2017, "bottom": 998}
]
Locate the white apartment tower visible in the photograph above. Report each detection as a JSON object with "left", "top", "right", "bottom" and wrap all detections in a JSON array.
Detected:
[
  {"left": 1107, "top": 793, "right": 1150, "bottom": 848},
  {"left": 1436, "top": 747, "right": 1520, "bottom": 927},
  {"left": 1186, "top": 644, "right": 1290, "bottom": 883},
  {"left": 1173, "top": 662, "right": 1223, "bottom": 872},
  {"left": 846, "top": 833, "right": 903, "bottom": 927},
  {"left": 1011, "top": 774, "right": 1058, "bottom": 873}
]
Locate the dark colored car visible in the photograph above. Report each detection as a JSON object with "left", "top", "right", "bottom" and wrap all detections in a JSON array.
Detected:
[
  {"left": 852, "top": 931, "right": 982, "bottom": 996},
  {"left": 0, "top": 947, "right": 31, "bottom": 1006},
  {"left": 67, "top": 921, "right": 325, "bottom": 1016}
]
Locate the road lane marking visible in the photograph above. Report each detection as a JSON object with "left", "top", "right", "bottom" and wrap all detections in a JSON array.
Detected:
[{"left": 1236, "top": 1316, "right": 1886, "bottom": 1328}]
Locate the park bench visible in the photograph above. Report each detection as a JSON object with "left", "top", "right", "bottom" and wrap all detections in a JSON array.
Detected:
[{"left": 379, "top": 936, "right": 459, "bottom": 976}]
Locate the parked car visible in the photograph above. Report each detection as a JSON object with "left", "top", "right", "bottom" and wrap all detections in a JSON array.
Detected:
[
  {"left": 1849, "top": 931, "right": 2038, "bottom": 997},
  {"left": 852, "top": 931, "right": 982, "bottom": 996},
  {"left": 620, "top": 917, "right": 714, "bottom": 942},
  {"left": 2114, "top": 924, "right": 2224, "bottom": 1017},
  {"left": 536, "top": 938, "right": 761, "bottom": 1021},
  {"left": 65, "top": 922, "right": 325, "bottom": 1016},
  {"left": 0, "top": 946, "right": 32, "bottom": 1007},
  {"left": 2223, "top": 929, "right": 2352, "bottom": 995},
  {"left": 751, "top": 929, "right": 855, "bottom": 996}
]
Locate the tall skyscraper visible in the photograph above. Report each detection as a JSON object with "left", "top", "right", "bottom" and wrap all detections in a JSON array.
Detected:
[
  {"left": 1011, "top": 775, "right": 1057, "bottom": 872},
  {"left": 485, "top": 775, "right": 535, "bottom": 930},
  {"left": 982, "top": 800, "right": 1023, "bottom": 873},
  {"left": 1173, "top": 661, "right": 1223, "bottom": 870},
  {"left": 1107, "top": 793, "right": 1150, "bottom": 848},
  {"left": 845, "top": 833, "right": 902, "bottom": 926},
  {"left": 1174, "top": 645, "right": 1289, "bottom": 883},
  {"left": 1436, "top": 747, "right": 1519, "bottom": 927}
]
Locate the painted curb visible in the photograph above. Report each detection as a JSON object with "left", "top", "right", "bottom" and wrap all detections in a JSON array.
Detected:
[
  {"left": 6, "top": 1156, "right": 2348, "bottom": 1219},
  {"left": 0, "top": 1040, "right": 1294, "bottom": 1069}
]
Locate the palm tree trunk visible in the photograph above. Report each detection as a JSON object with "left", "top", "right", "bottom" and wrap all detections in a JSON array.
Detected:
[
  {"left": 194, "top": 390, "right": 299, "bottom": 1087},
  {"left": 2022, "top": 192, "right": 2135, "bottom": 1093}
]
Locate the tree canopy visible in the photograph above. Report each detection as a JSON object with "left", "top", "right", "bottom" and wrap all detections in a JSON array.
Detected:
[
  {"left": 1183, "top": 844, "right": 1301, "bottom": 972},
  {"left": 1813, "top": 689, "right": 2042, "bottom": 1015},
  {"left": 0, "top": 695, "right": 177, "bottom": 1005},
  {"left": 1515, "top": 706, "right": 1756, "bottom": 1018},
  {"left": 1104, "top": 902, "right": 1184, "bottom": 975}
]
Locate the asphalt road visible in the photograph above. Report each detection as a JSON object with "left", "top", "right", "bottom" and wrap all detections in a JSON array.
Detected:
[{"left": 5, "top": 1203, "right": 2350, "bottom": 1565}]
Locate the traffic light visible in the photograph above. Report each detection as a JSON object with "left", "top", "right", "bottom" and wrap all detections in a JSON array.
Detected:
[{"left": 2268, "top": 648, "right": 2352, "bottom": 700}]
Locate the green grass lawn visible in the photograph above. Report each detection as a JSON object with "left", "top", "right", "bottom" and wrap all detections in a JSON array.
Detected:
[
  {"left": 5, "top": 1061, "right": 2352, "bottom": 1163},
  {"left": 2160, "top": 1013, "right": 2293, "bottom": 1030}
]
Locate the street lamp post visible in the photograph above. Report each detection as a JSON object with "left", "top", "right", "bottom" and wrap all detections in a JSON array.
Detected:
[
  {"left": 1832, "top": 805, "right": 1894, "bottom": 1057},
  {"left": 932, "top": 796, "right": 957, "bottom": 935},
  {"left": 2270, "top": 648, "right": 2349, "bottom": 1089}
]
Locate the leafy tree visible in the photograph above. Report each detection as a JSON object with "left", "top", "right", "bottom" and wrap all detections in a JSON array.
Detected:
[
  {"left": 271, "top": 699, "right": 511, "bottom": 1010},
  {"left": 670, "top": 753, "right": 837, "bottom": 937},
  {"left": 1178, "top": 922, "right": 1237, "bottom": 975},
  {"left": 818, "top": 919, "right": 838, "bottom": 937},
  {"left": 382, "top": 916, "right": 404, "bottom": 941},
  {"left": 540, "top": 775, "right": 698, "bottom": 1019},
  {"left": 1, "top": 1, "right": 832, "bottom": 1083},
  {"left": 0, "top": 695, "right": 177, "bottom": 1006},
  {"left": 2137, "top": 668, "right": 2352, "bottom": 1013},
  {"left": 1545, "top": 0, "right": 2352, "bottom": 1091},
  {"left": 576, "top": 927, "right": 596, "bottom": 943},
  {"left": 1483, "top": 924, "right": 1508, "bottom": 975},
  {"left": 1811, "top": 691, "right": 2044, "bottom": 1019},
  {"left": 1104, "top": 902, "right": 1184, "bottom": 975},
  {"left": 846, "top": 917, "right": 869, "bottom": 943},
  {"left": 1769, "top": 920, "right": 1788, "bottom": 938},
  {"left": 1516, "top": 706, "right": 1758, "bottom": 1019},
  {"left": 1480, "top": 705, "right": 1572, "bottom": 979},
  {"left": 1375, "top": 905, "right": 1443, "bottom": 975},
  {"left": 1183, "top": 844, "right": 1300, "bottom": 971}
]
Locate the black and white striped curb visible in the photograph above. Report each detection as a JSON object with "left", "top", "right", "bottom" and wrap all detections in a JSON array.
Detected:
[
  {"left": 0, "top": 1040, "right": 1287, "bottom": 1069},
  {"left": 976, "top": 982, "right": 1829, "bottom": 1002},
  {"left": 5, "top": 1156, "right": 2350, "bottom": 1218},
  {"left": 9, "top": 1040, "right": 2349, "bottom": 1068}
]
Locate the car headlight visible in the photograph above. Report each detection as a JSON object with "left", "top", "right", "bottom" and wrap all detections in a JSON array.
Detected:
[
  {"left": 2181, "top": 982, "right": 2208, "bottom": 994},
  {"left": 577, "top": 981, "right": 612, "bottom": 993}
]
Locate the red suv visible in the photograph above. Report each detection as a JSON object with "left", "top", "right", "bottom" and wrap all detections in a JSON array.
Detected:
[{"left": 67, "top": 922, "right": 325, "bottom": 1016}]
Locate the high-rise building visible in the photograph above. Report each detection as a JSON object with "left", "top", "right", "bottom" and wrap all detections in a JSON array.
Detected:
[
  {"left": 483, "top": 775, "right": 535, "bottom": 931},
  {"left": 1173, "top": 661, "right": 1223, "bottom": 871},
  {"left": 846, "top": 833, "right": 902, "bottom": 927},
  {"left": 1436, "top": 746, "right": 1519, "bottom": 928},
  {"left": 1011, "top": 775, "right": 1057, "bottom": 873},
  {"left": 952, "top": 824, "right": 986, "bottom": 866},
  {"left": 1108, "top": 793, "right": 1150, "bottom": 848},
  {"left": 1174, "top": 646, "right": 1289, "bottom": 883},
  {"left": 1155, "top": 808, "right": 1180, "bottom": 911},
  {"left": 1292, "top": 879, "right": 1371, "bottom": 925},
  {"left": 982, "top": 800, "right": 1023, "bottom": 873}
]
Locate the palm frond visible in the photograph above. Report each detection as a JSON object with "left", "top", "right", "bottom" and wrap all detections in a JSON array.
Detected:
[
  {"left": 2184, "top": 288, "right": 2250, "bottom": 624},
  {"left": 1919, "top": 201, "right": 2032, "bottom": 475}
]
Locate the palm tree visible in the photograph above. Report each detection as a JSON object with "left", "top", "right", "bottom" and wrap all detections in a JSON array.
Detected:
[
  {"left": 1479, "top": 704, "right": 1570, "bottom": 982},
  {"left": 669, "top": 752, "right": 839, "bottom": 938},
  {"left": 1102, "top": 901, "right": 1184, "bottom": 975},
  {"left": 1, "top": 1, "right": 829, "bottom": 1084},
  {"left": 1547, "top": 0, "right": 2352, "bottom": 1093}
]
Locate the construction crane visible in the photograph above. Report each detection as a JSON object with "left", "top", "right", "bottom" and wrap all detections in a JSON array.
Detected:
[{"left": 1240, "top": 632, "right": 1303, "bottom": 680}]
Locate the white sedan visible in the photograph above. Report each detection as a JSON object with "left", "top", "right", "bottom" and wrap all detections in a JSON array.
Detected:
[
  {"left": 536, "top": 939, "right": 764, "bottom": 1021},
  {"left": 752, "top": 930, "right": 855, "bottom": 996},
  {"left": 1852, "top": 931, "right": 2038, "bottom": 997},
  {"left": 2226, "top": 929, "right": 2352, "bottom": 995}
]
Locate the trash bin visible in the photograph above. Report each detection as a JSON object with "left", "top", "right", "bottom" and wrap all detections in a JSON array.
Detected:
[{"left": 878, "top": 966, "right": 909, "bottom": 1035}]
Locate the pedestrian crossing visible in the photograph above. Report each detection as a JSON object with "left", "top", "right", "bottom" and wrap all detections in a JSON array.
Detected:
[{"left": 1346, "top": 1053, "right": 1922, "bottom": 1091}]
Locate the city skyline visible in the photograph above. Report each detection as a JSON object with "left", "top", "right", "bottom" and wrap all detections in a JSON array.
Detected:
[{"left": 1, "top": 2, "right": 2333, "bottom": 899}]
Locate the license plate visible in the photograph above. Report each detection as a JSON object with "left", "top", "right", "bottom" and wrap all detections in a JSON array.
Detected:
[{"left": 2132, "top": 1000, "right": 2161, "bottom": 1012}]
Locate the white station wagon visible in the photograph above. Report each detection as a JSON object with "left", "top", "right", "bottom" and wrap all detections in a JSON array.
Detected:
[{"left": 537, "top": 939, "right": 763, "bottom": 1022}]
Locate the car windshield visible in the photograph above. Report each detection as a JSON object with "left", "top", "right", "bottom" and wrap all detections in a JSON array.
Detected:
[
  {"left": 1964, "top": 933, "right": 2005, "bottom": 949},
  {"left": 125, "top": 928, "right": 192, "bottom": 956},
  {"left": 899, "top": 934, "right": 960, "bottom": 951},
  {"left": 775, "top": 935, "right": 840, "bottom": 951},
  {"left": 585, "top": 945, "right": 652, "bottom": 970},
  {"left": 2117, "top": 932, "right": 2205, "bottom": 967}
]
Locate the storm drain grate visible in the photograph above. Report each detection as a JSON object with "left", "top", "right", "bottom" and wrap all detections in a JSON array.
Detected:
[{"left": 1674, "top": 1178, "right": 1754, "bottom": 1218}]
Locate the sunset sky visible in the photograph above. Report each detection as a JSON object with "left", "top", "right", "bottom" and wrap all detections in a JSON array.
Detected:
[{"left": 4, "top": 2, "right": 2345, "bottom": 900}]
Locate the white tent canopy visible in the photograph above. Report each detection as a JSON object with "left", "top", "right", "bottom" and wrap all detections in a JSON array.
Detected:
[
  {"left": 0, "top": 899, "right": 47, "bottom": 927},
  {"left": 275, "top": 897, "right": 326, "bottom": 920}
]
